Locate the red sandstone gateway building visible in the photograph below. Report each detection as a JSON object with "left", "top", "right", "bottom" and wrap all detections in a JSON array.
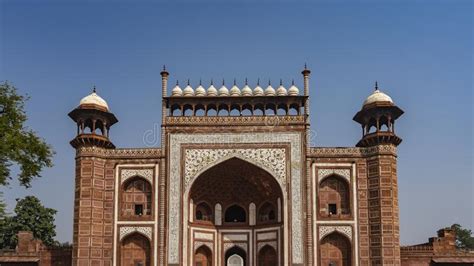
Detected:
[{"left": 63, "top": 67, "right": 470, "bottom": 266}]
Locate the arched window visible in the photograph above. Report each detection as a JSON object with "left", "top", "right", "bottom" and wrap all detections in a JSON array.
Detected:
[
  {"left": 258, "top": 202, "right": 276, "bottom": 223},
  {"left": 121, "top": 177, "right": 152, "bottom": 218},
  {"left": 225, "top": 204, "right": 246, "bottom": 223},
  {"left": 195, "top": 202, "right": 213, "bottom": 222},
  {"left": 319, "top": 175, "right": 350, "bottom": 217}
]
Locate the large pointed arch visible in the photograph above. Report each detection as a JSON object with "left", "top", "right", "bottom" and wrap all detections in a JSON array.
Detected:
[{"left": 185, "top": 152, "right": 286, "bottom": 196}]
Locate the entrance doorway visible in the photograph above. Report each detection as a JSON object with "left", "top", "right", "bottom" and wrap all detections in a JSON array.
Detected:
[{"left": 225, "top": 246, "right": 246, "bottom": 266}]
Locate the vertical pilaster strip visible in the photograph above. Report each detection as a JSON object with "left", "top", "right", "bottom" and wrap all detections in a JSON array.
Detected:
[
  {"left": 305, "top": 159, "right": 313, "bottom": 265},
  {"left": 159, "top": 158, "right": 167, "bottom": 266}
]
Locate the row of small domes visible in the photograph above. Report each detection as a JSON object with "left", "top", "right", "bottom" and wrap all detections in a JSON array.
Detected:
[{"left": 171, "top": 80, "right": 299, "bottom": 97}]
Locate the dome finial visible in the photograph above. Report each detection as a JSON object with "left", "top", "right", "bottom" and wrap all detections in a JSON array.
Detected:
[
  {"left": 187, "top": 79, "right": 190, "bottom": 86},
  {"left": 268, "top": 79, "right": 271, "bottom": 85},
  {"left": 163, "top": 65, "right": 166, "bottom": 71},
  {"left": 245, "top": 78, "right": 248, "bottom": 85},
  {"left": 304, "top": 63, "right": 307, "bottom": 70},
  {"left": 257, "top": 78, "right": 260, "bottom": 86},
  {"left": 211, "top": 79, "right": 214, "bottom": 85},
  {"left": 280, "top": 79, "right": 283, "bottom": 86},
  {"left": 222, "top": 79, "right": 225, "bottom": 86},
  {"left": 176, "top": 80, "right": 179, "bottom": 86},
  {"left": 292, "top": 79, "right": 295, "bottom": 85},
  {"left": 233, "top": 78, "right": 236, "bottom": 86},
  {"left": 375, "top": 81, "right": 379, "bottom": 91},
  {"left": 199, "top": 78, "right": 202, "bottom": 86},
  {"left": 92, "top": 85, "right": 96, "bottom": 93}
]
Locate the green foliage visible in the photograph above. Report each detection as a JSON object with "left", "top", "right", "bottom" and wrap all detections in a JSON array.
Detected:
[
  {"left": 0, "top": 196, "right": 57, "bottom": 248},
  {"left": 451, "top": 224, "right": 474, "bottom": 250},
  {"left": 0, "top": 192, "right": 6, "bottom": 219},
  {"left": 0, "top": 81, "right": 54, "bottom": 187}
]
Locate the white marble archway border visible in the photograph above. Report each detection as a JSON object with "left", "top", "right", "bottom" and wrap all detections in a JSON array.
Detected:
[{"left": 168, "top": 132, "right": 303, "bottom": 265}]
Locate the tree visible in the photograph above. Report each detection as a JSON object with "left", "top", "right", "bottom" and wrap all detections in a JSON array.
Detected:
[
  {"left": 0, "top": 81, "right": 54, "bottom": 188},
  {"left": 0, "top": 196, "right": 57, "bottom": 248},
  {"left": 451, "top": 224, "right": 474, "bottom": 250}
]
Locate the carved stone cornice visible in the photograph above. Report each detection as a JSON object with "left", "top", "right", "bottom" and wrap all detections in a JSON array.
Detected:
[
  {"left": 308, "top": 145, "right": 397, "bottom": 158},
  {"left": 165, "top": 115, "right": 305, "bottom": 127},
  {"left": 76, "top": 146, "right": 162, "bottom": 159}
]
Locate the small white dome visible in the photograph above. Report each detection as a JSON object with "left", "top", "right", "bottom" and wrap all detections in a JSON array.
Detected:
[
  {"left": 207, "top": 84, "right": 218, "bottom": 96},
  {"left": 288, "top": 83, "right": 299, "bottom": 96},
  {"left": 219, "top": 85, "right": 229, "bottom": 96},
  {"left": 183, "top": 84, "right": 194, "bottom": 96},
  {"left": 171, "top": 84, "right": 183, "bottom": 96},
  {"left": 195, "top": 85, "right": 206, "bottom": 96},
  {"left": 276, "top": 84, "right": 287, "bottom": 96},
  {"left": 230, "top": 84, "right": 241, "bottom": 96},
  {"left": 79, "top": 90, "right": 109, "bottom": 111},
  {"left": 253, "top": 85, "right": 264, "bottom": 96},
  {"left": 265, "top": 84, "right": 276, "bottom": 96},
  {"left": 241, "top": 85, "right": 252, "bottom": 96},
  {"left": 363, "top": 89, "right": 393, "bottom": 106}
]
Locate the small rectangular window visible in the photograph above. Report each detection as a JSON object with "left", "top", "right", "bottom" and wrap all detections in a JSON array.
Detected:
[
  {"left": 328, "top": 204, "right": 337, "bottom": 215},
  {"left": 135, "top": 204, "right": 143, "bottom": 216}
]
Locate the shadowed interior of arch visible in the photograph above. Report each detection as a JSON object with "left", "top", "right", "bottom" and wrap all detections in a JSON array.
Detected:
[{"left": 189, "top": 157, "right": 283, "bottom": 226}]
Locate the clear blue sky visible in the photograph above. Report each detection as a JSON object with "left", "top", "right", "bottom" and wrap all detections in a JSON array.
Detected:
[{"left": 0, "top": 0, "right": 472, "bottom": 245}]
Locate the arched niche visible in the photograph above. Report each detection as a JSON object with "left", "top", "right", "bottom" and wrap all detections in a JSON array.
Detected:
[
  {"left": 318, "top": 174, "right": 351, "bottom": 217},
  {"left": 320, "top": 232, "right": 351, "bottom": 266},
  {"left": 120, "top": 233, "right": 151, "bottom": 266},
  {"left": 195, "top": 245, "right": 212, "bottom": 266},
  {"left": 121, "top": 176, "right": 152, "bottom": 218},
  {"left": 258, "top": 245, "right": 278, "bottom": 266}
]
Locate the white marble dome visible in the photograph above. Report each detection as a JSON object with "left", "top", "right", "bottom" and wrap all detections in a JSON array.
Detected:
[
  {"left": 241, "top": 84, "right": 252, "bottom": 96},
  {"left": 79, "top": 90, "right": 109, "bottom": 111},
  {"left": 207, "top": 84, "right": 218, "bottom": 96},
  {"left": 265, "top": 84, "right": 276, "bottom": 96},
  {"left": 363, "top": 89, "right": 393, "bottom": 106},
  {"left": 195, "top": 84, "right": 206, "bottom": 96},
  {"left": 276, "top": 84, "right": 287, "bottom": 96},
  {"left": 219, "top": 85, "right": 229, "bottom": 96},
  {"left": 253, "top": 85, "right": 264, "bottom": 96},
  {"left": 171, "top": 83, "right": 183, "bottom": 96},
  {"left": 230, "top": 84, "right": 241, "bottom": 96},
  {"left": 288, "top": 84, "right": 299, "bottom": 96},
  {"left": 183, "top": 84, "right": 194, "bottom": 96}
]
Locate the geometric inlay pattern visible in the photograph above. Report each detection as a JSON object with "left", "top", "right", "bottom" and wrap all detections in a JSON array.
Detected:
[
  {"left": 318, "top": 225, "right": 352, "bottom": 241},
  {"left": 223, "top": 242, "right": 248, "bottom": 253},
  {"left": 194, "top": 241, "right": 213, "bottom": 252},
  {"left": 184, "top": 148, "right": 286, "bottom": 192},
  {"left": 121, "top": 168, "right": 154, "bottom": 185},
  {"left": 257, "top": 241, "right": 278, "bottom": 253},
  {"left": 119, "top": 226, "right": 153, "bottom": 241},
  {"left": 317, "top": 169, "right": 350, "bottom": 183}
]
